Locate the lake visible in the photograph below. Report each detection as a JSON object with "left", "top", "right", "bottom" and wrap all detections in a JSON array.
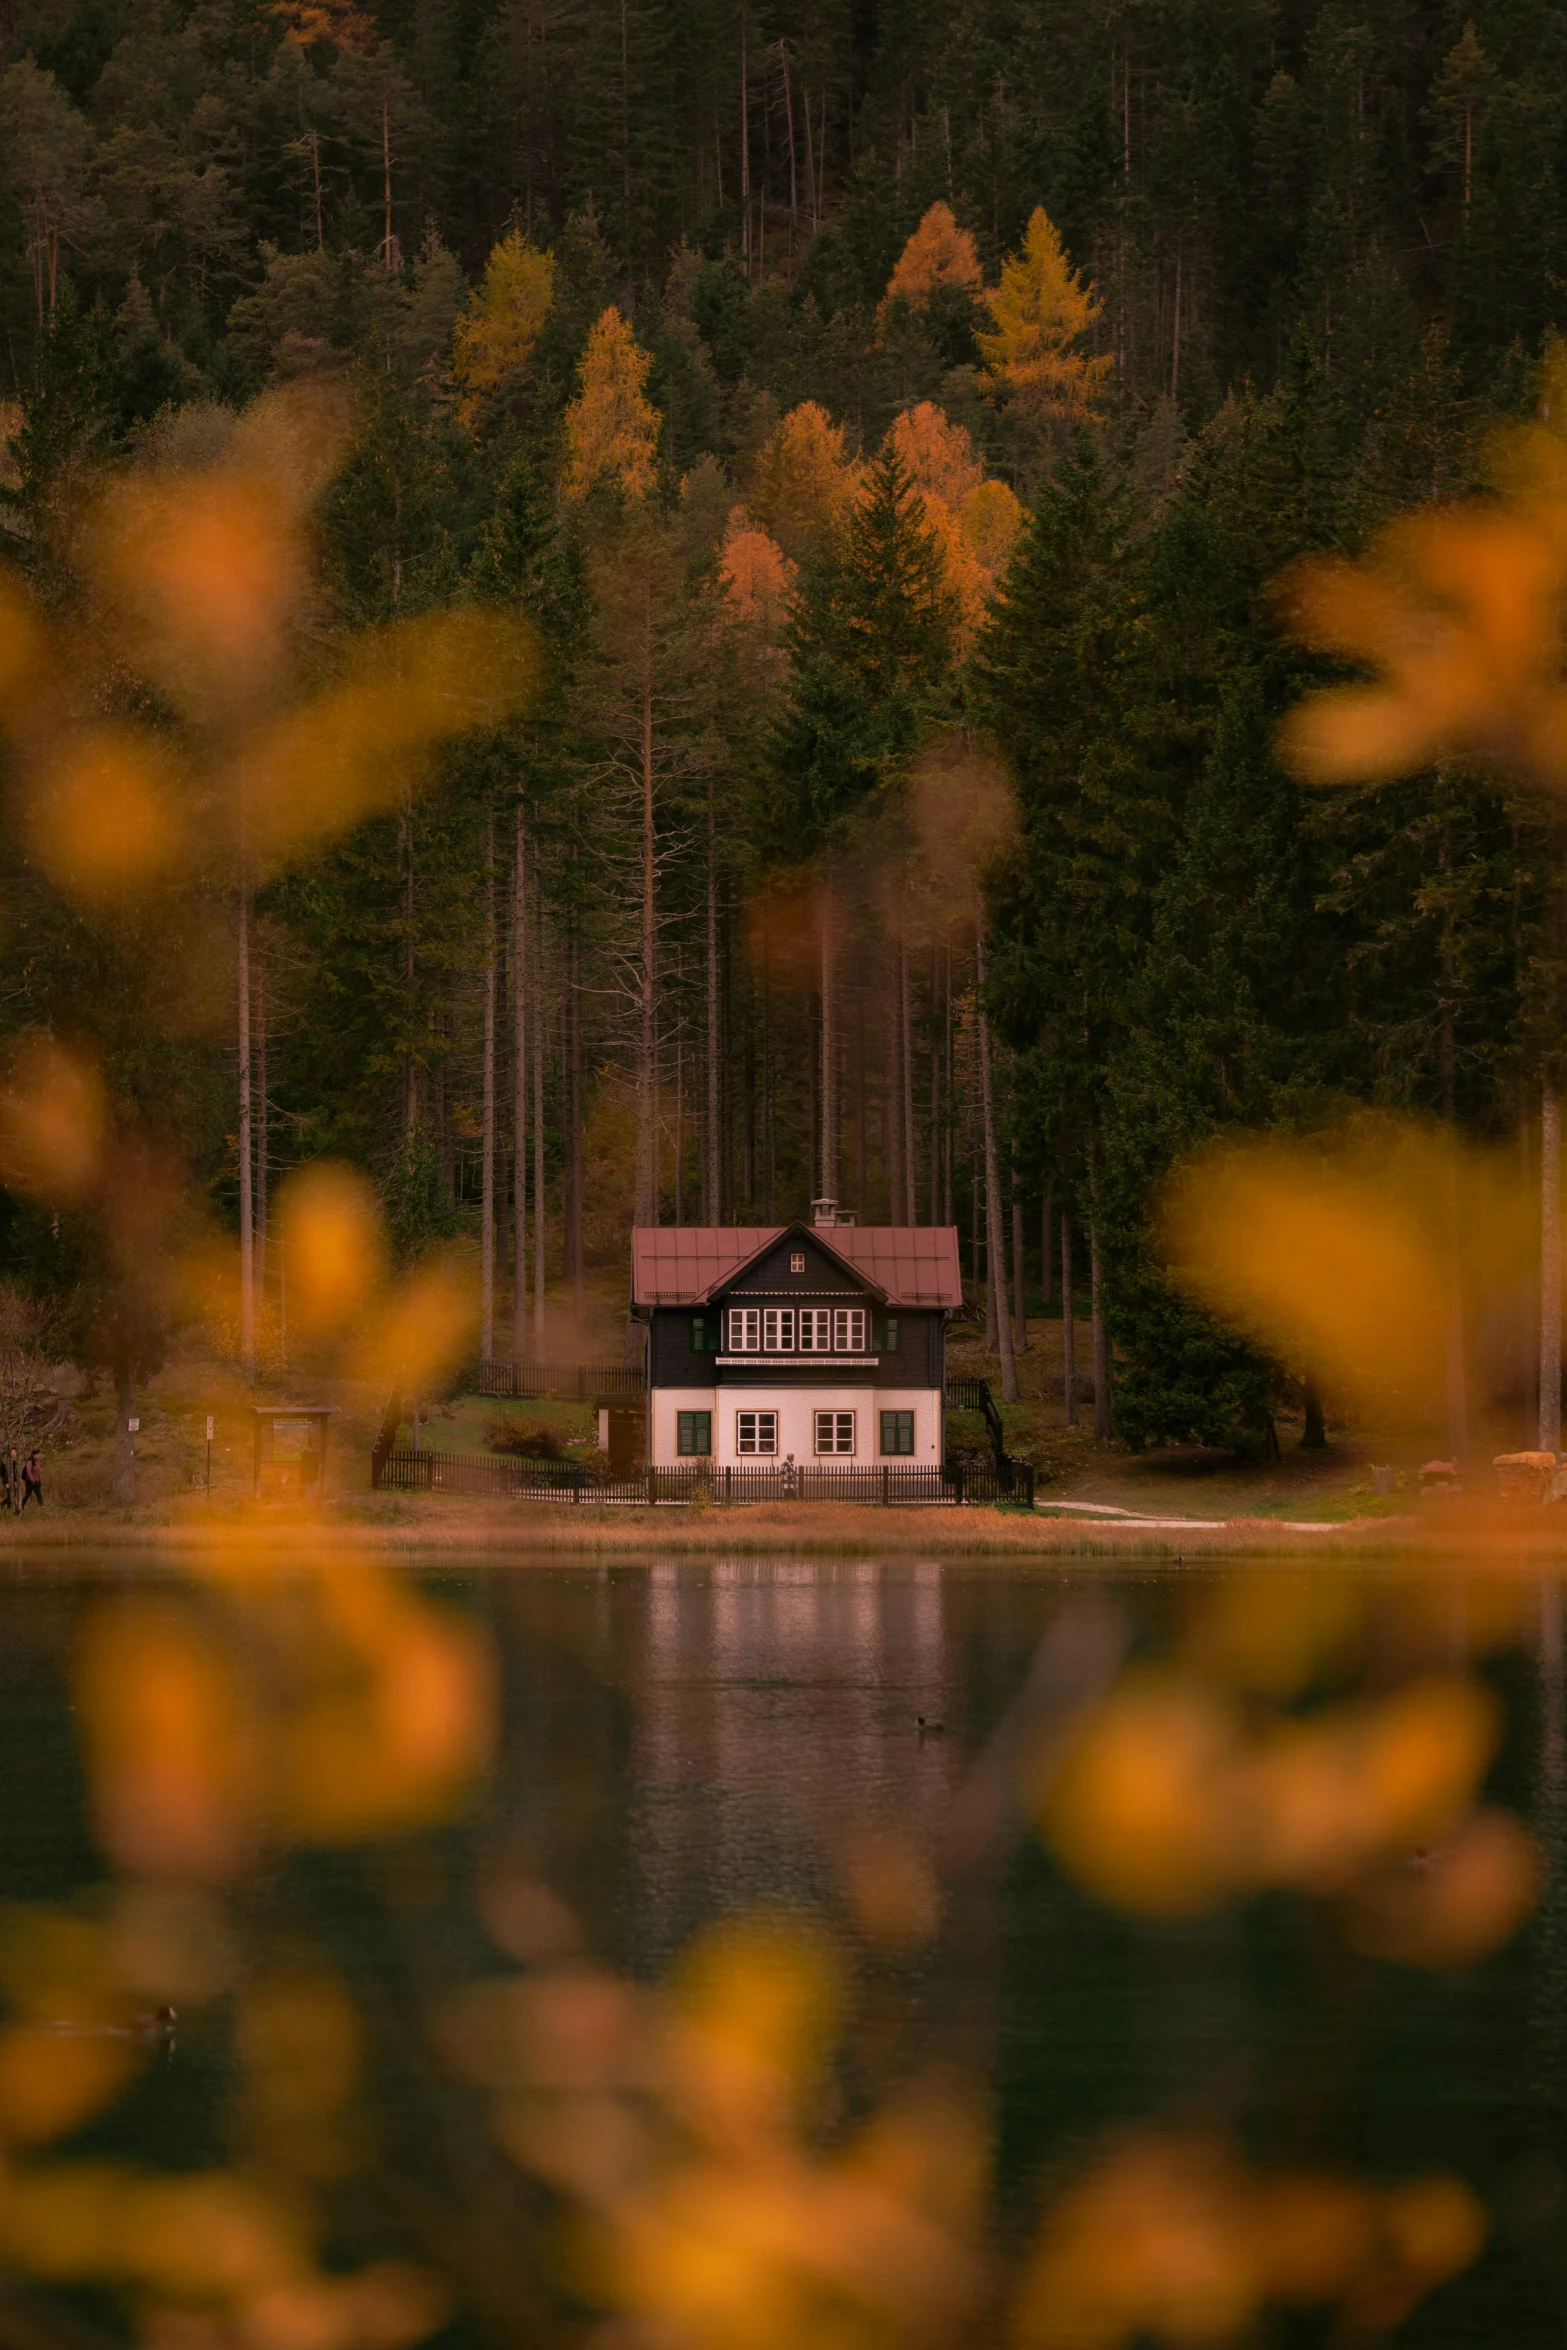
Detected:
[{"left": 0, "top": 1552, "right": 1560, "bottom": 2346}]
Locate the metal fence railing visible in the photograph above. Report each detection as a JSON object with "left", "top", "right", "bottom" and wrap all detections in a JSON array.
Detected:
[
  {"left": 477, "top": 1361, "right": 646, "bottom": 1402},
  {"left": 372, "top": 1449, "right": 1035, "bottom": 1508}
]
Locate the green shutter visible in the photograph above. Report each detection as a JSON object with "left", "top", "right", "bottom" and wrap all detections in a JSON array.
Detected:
[
  {"left": 691, "top": 1315, "right": 715, "bottom": 1353},
  {"left": 879, "top": 1411, "right": 913, "bottom": 1456},
  {"left": 678, "top": 1411, "right": 711, "bottom": 1455}
]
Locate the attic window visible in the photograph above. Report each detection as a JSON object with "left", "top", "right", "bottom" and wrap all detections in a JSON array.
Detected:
[{"left": 790, "top": 1251, "right": 805, "bottom": 1273}]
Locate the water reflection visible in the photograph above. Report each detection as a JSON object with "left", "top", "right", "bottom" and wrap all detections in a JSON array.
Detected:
[
  {"left": 631, "top": 1558, "right": 954, "bottom": 1961},
  {"left": 0, "top": 1553, "right": 1559, "bottom": 2346}
]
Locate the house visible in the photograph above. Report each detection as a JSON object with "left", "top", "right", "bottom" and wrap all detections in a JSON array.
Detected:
[{"left": 630, "top": 1205, "right": 963, "bottom": 1470}]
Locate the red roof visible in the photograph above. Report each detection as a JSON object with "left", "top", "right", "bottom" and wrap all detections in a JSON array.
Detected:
[{"left": 631, "top": 1224, "right": 963, "bottom": 1309}]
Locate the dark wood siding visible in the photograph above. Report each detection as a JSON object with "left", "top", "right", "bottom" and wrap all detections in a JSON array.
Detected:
[{"left": 650, "top": 1302, "right": 944, "bottom": 1388}]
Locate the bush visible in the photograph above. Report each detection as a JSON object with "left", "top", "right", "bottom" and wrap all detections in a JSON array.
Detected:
[{"left": 485, "top": 1416, "right": 571, "bottom": 1460}]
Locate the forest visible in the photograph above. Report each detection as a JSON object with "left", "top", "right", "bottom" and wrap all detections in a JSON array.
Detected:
[{"left": 3, "top": 0, "right": 1567, "bottom": 1448}]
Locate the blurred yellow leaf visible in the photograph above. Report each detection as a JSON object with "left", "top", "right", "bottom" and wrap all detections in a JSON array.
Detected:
[
  {"left": 0, "top": 1035, "right": 107, "bottom": 1205},
  {"left": 344, "top": 1255, "right": 477, "bottom": 1394},
  {"left": 275, "top": 1162, "right": 387, "bottom": 1340},
  {"left": 670, "top": 1917, "right": 843, "bottom": 2146},
  {"left": 76, "top": 1599, "right": 265, "bottom": 1881},
  {"left": 27, "top": 728, "right": 183, "bottom": 903},
  {"left": 0, "top": 2028, "right": 137, "bottom": 2147},
  {"left": 1040, "top": 1671, "right": 1248, "bottom": 1915},
  {"left": 1342, "top": 1807, "right": 1542, "bottom": 1967},
  {"left": 243, "top": 610, "right": 539, "bottom": 864}
]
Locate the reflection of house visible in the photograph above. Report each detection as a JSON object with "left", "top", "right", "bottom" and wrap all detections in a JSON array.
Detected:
[{"left": 631, "top": 1208, "right": 962, "bottom": 1470}]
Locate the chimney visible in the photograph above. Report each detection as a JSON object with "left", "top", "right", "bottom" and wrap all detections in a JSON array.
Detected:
[{"left": 811, "top": 1197, "right": 856, "bottom": 1227}]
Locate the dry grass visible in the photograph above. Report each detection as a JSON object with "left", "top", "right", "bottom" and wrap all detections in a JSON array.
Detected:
[{"left": 0, "top": 1492, "right": 1425, "bottom": 1561}]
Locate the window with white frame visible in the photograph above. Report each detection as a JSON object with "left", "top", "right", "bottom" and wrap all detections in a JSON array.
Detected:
[
  {"left": 735, "top": 1410, "right": 778, "bottom": 1455},
  {"left": 790, "top": 1251, "right": 805, "bottom": 1272},
  {"left": 814, "top": 1411, "right": 856, "bottom": 1456},
  {"left": 833, "top": 1307, "right": 867, "bottom": 1353},
  {"left": 762, "top": 1306, "right": 795, "bottom": 1351},
  {"left": 798, "top": 1308, "right": 832, "bottom": 1351},
  {"left": 726, "top": 1306, "right": 761, "bottom": 1351}
]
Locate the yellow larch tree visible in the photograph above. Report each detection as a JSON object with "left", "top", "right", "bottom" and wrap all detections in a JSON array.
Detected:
[
  {"left": 884, "top": 403, "right": 1023, "bottom": 639},
  {"left": 718, "top": 507, "right": 798, "bottom": 641},
  {"left": 879, "top": 200, "right": 983, "bottom": 317},
  {"left": 561, "top": 308, "right": 660, "bottom": 502},
  {"left": 887, "top": 400, "right": 984, "bottom": 511},
  {"left": 746, "top": 401, "right": 865, "bottom": 561},
  {"left": 451, "top": 230, "right": 554, "bottom": 423},
  {"left": 976, "top": 206, "right": 1111, "bottom": 419}
]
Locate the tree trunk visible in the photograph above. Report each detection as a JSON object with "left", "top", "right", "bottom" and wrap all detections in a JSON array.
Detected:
[
  {"left": 761, "top": 945, "right": 774, "bottom": 1220},
  {"left": 1302, "top": 1379, "right": 1327, "bottom": 1448},
  {"left": 532, "top": 845, "right": 546, "bottom": 1351},
  {"left": 1087, "top": 1116, "right": 1110, "bottom": 1439},
  {"left": 568, "top": 904, "right": 585, "bottom": 1327},
  {"left": 944, "top": 948, "right": 955, "bottom": 1234},
  {"left": 928, "top": 950, "right": 941, "bottom": 1222},
  {"left": 975, "top": 920, "right": 1018, "bottom": 1402},
  {"left": 1061, "top": 1161, "right": 1077, "bottom": 1428},
  {"left": 256, "top": 954, "right": 268, "bottom": 1329},
  {"left": 237, "top": 871, "right": 254, "bottom": 1377},
  {"left": 1040, "top": 1185, "right": 1053, "bottom": 1310},
  {"left": 1438, "top": 875, "right": 1468, "bottom": 1463},
  {"left": 481, "top": 792, "right": 497, "bottom": 1361},
  {"left": 113, "top": 1357, "right": 136, "bottom": 1505},
  {"left": 704, "top": 784, "right": 720, "bottom": 1223},
  {"left": 674, "top": 1021, "right": 684, "bottom": 1224},
  {"left": 1543, "top": 1083, "right": 1561, "bottom": 1455},
  {"left": 1012, "top": 1194, "right": 1027, "bottom": 1350},
  {"left": 887, "top": 962, "right": 903, "bottom": 1223},
  {"left": 634, "top": 582, "right": 658, "bottom": 1227},
  {"left": 819, "top": 876, "right": 836, "bottom": 1205},
  {"left": 402, "top": 781, "right": 417, "bottom": 1132},
  {"left": 856, "top": 983, "right": 869, "bottom": 1216},
  {"left": 899, "top": 934, "right": 916, "bottom": 1224},
  {"left": 512, "top": 796, "right": 529, "bottom": 1360}
]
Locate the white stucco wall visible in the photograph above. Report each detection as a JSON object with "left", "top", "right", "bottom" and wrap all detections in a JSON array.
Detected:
[
  {"left": 650, "top": 1387, "right": 717, "bottom": 1465},
  {"left": 648, "top": 1385, "right": 941, "bottom": 1466}
]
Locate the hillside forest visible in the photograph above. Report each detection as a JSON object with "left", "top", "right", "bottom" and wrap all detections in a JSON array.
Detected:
[{"left": 3, "top": 0, "right": 1567, "bottom": 1452}]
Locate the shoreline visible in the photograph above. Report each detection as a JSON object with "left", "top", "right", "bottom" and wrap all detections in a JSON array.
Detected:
[{"left": 0, "top": 1496, "right": 1539, "bottom": 1562}]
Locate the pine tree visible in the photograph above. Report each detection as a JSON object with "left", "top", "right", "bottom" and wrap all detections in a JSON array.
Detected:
[{"left": 771, "top": 443, "right": 959, "bottom": 854}]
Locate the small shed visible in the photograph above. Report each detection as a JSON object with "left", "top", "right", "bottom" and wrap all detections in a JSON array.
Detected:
[{"left": 253, "top": 1407, "right": 336, "bottom": 1500}]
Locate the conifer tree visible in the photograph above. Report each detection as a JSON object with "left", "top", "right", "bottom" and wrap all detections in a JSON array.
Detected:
[
  {"left": 452, "top": 230, "right": 555, "bottom": 423},
  {"left": 561, "top": 307, "right": 661, "bottom": 502},
  {"left": 772, "top": 444, "right": 959, "bottom": 854},
  {"left": 976, "top": 208, "right": 1111, "bottom": 423}
]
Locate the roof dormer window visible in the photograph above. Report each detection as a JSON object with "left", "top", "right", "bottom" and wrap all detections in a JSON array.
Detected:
[{"left": 790, "top": 1251, "right": 805, "bottom": 1273}]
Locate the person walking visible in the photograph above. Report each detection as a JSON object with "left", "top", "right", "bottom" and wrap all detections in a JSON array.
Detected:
[{"left": 21, "top": 1452, "right": 42, "bottom": 1511}]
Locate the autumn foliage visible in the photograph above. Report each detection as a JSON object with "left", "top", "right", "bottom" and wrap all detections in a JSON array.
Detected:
[
  {"left": 747, "top": 400, "right": 863, "bottom": 561},
  {"left": 879, "top": 200, "right": 982, "bottom": 318},
  {"left": 561, "top": 307, "right": 660, "bottom": 502},
  {"left": 1275, "top": 387, "right": 1567, "bottom": 786},
  {"left": 718, "top": 507, "right": 797, "bottom": 639},
  {"left": 976, "top": 205, "right": 1111, "bottom": 419},
  {"left": 885, "top": 402, "right": 1023, "bottom": 637},
  {"left": 451, "top": 230, "right": 554, "bottom": 422}
]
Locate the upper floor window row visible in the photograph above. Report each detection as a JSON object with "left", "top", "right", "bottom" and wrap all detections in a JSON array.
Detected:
[{"left": 726, "top": 1306, "right": 869, "bottom": 1354}]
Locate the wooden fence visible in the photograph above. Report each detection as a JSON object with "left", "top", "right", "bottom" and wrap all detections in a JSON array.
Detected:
[
  {"left": 373, "top": 1449, "right": 1034, "bottom": 1508},
  {"left": 476, "top": 1360, "right": 645, "bottom": 1401}
]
